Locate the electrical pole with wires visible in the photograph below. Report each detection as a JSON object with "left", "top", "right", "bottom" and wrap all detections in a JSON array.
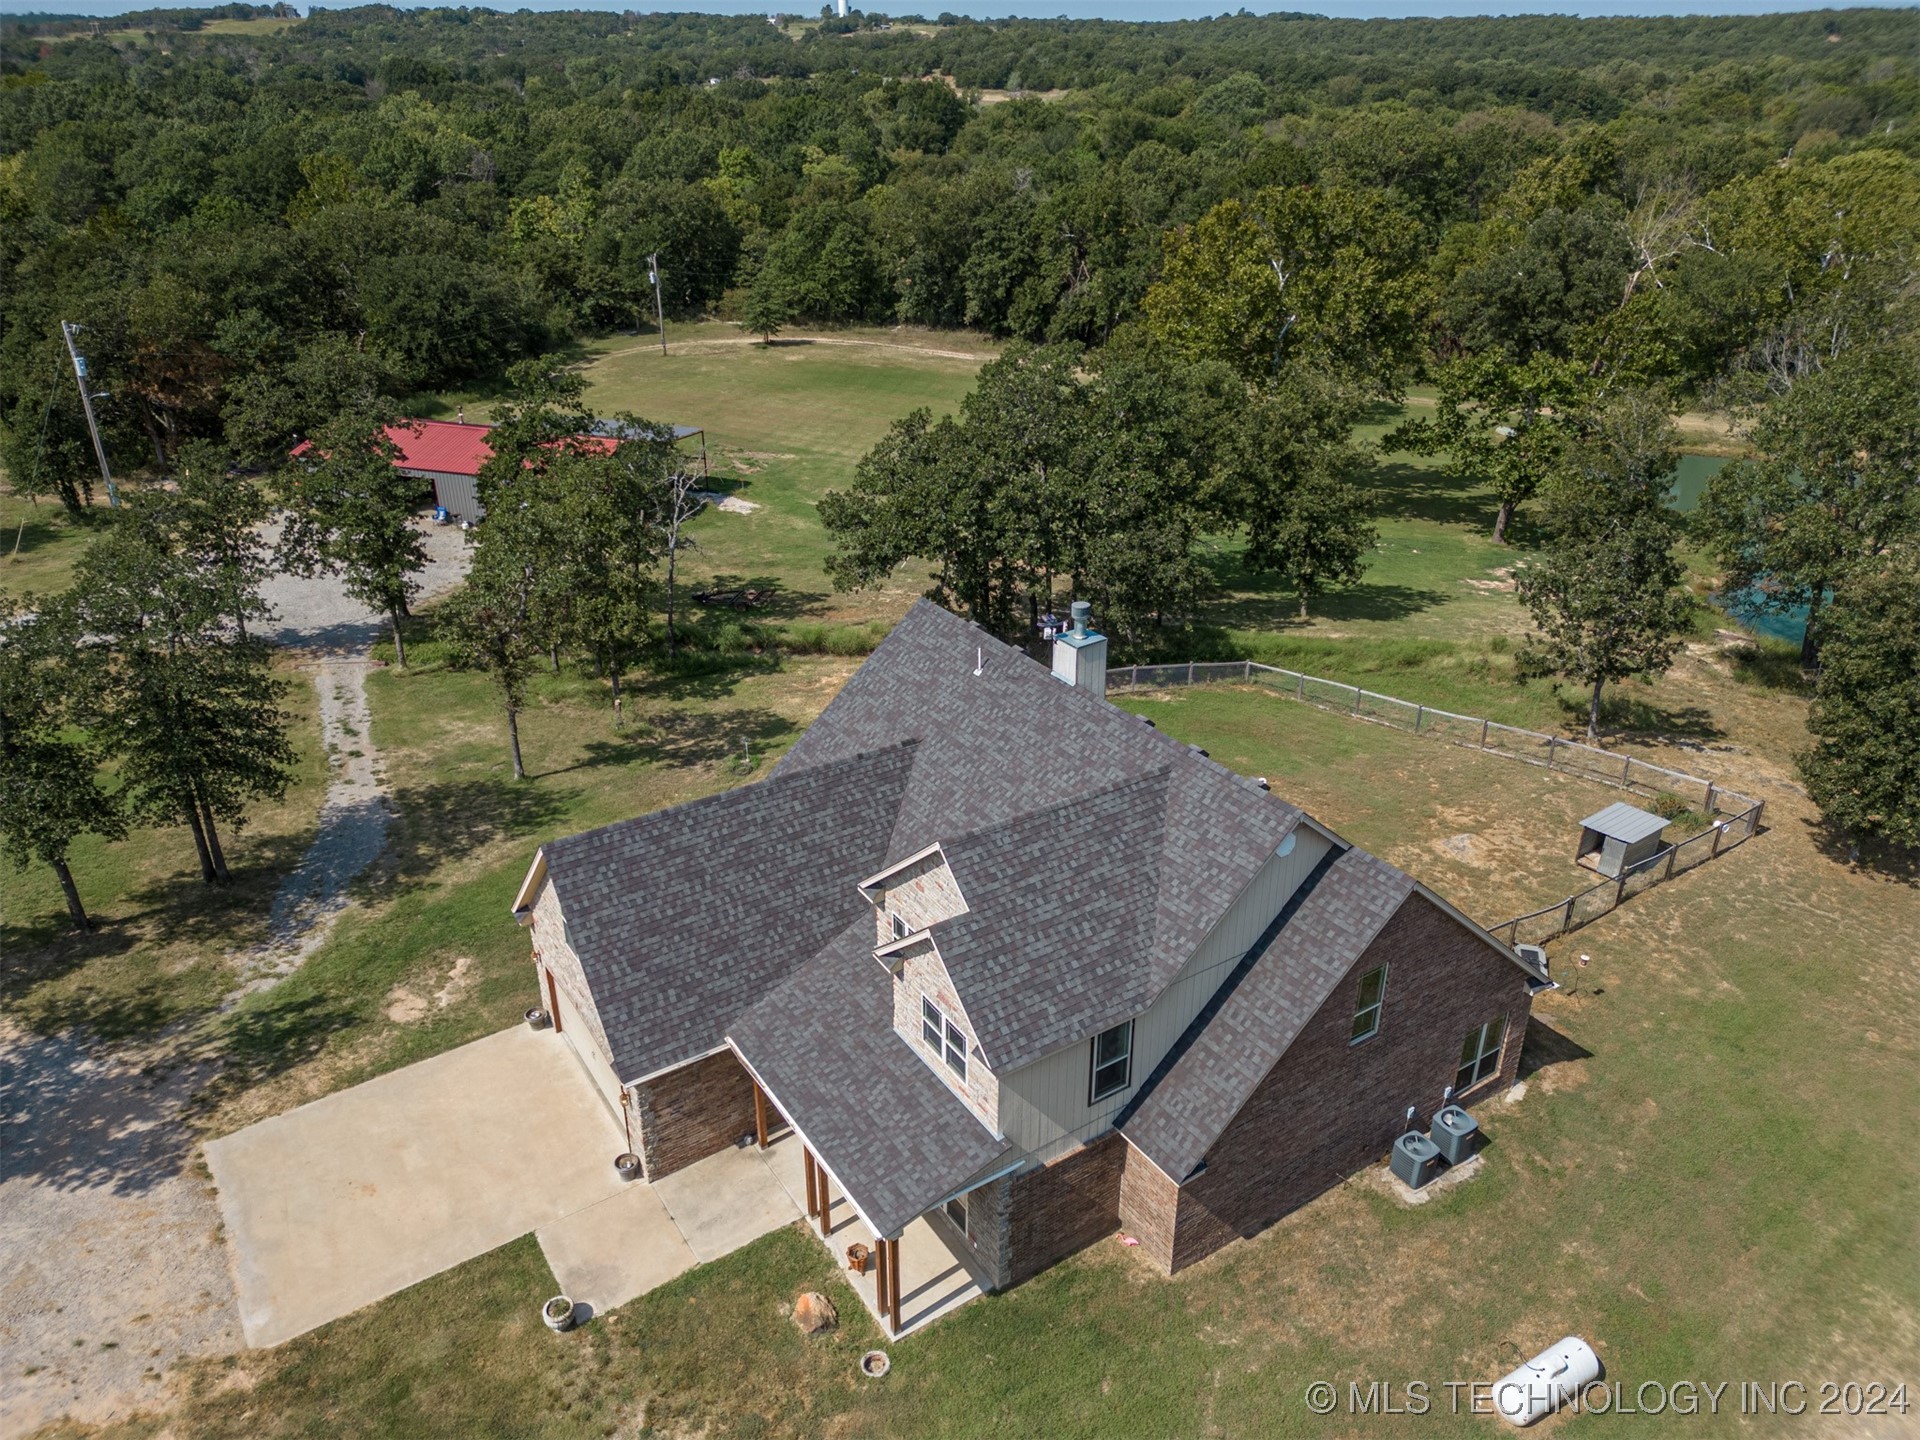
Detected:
[
  {"left": 59, "top": 322, "right": 118, "bottom": 508},
  {"left": 648, "top": 253, "right": 666, "bottom": 356}
]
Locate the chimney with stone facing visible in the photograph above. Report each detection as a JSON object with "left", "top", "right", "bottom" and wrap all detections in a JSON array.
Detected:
[{"left": 1050, "top": 600, "right": 1107, "bottom": 699}]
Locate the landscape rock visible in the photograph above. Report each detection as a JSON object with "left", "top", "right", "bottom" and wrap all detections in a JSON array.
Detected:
[{"left": 791, "top": 1291, "right": 838, "bottom": 1334}]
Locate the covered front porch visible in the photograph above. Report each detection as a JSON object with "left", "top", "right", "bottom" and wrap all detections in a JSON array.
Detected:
[{"left": 727, "top": 921, "right": 1016, "bottom": 1339}]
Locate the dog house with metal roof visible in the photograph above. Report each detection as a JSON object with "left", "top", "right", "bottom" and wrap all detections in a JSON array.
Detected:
[{"left": 1576, "top": 802, "right": 1670, "bottom": 878}]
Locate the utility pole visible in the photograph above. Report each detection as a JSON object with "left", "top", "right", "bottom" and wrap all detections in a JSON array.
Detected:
[
  {"left": 59, "top": 322, "right": 118, "bottom": 508},
  {"left": 648, "top": 253, "right": 667, "bottom": 356}
]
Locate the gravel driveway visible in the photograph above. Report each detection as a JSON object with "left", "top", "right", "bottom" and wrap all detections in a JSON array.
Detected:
[{"left": 0, "top": 518, "right": 473, "bottom": 1436}]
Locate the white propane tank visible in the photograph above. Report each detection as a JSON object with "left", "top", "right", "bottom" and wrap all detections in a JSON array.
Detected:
[{"left": 1493, "top": 1336, "right": 1601, "bottom": 1426}]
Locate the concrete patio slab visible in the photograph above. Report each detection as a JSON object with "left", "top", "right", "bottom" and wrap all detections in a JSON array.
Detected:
[
  {"left": 205, "top": 1026, "right": 625, "bottom": 1347},
  {"left": 811, "top": 1190, "right": 988, "bottom": 1337},
  {"left": 536, "top": 1184, "right": 696, "bottom": 1316},
  {"left": 652, "top": 1136, "right": 803, "bottom": 1264}
]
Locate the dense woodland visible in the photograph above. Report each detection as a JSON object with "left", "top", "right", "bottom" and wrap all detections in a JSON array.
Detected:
[{"left": 2, "top": 7, "right": 1918, "bottom": 907}]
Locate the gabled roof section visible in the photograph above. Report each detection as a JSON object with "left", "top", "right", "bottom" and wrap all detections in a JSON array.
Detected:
[
  {"left": 777, "top": 601, "right": 1305, "bottom": 1069},
  {"left": 542, "top": 742, "right": 917, "bottom": 1081},
  {"left": 1121, "top": 848, "right": 1415, "bottom": 1183},
  {"left": 728, "top": 919, "right": 1012, "bottom": 1239}
]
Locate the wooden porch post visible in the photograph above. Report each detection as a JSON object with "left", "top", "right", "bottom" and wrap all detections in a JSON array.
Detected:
[
  {"left": 887, "top": 1237, "right": 901, "bottom": 1333},
  {"left": 753, "top": 1085, "right": 769, "bottom": 1149},
  {"left": 817, "top": 1166, "right": 832, "bottom": 1238},
  {"left": 874, "top": 1233, "right": 890, "bottom": 1325},
  {"left": 803, "top": 1148, "right": 818, "bottom": 1219}
]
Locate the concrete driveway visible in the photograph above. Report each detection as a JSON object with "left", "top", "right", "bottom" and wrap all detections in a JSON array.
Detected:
[{"left": 205, "top": 1025, "right": 804, "bottom": 1347}]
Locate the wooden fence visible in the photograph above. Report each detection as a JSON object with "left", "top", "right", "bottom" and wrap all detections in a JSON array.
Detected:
[{"left": 1109, "top": 659, "right": 1766, "bottom": 947}]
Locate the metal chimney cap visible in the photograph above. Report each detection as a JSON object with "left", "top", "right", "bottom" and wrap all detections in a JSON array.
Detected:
[{"left": 1069, "top": 600, "right": 1091, "bottom": 636}]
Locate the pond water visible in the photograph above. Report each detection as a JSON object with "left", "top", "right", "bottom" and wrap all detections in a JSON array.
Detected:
[{"left": 1669, "top": 452, "right": 1808, "bottom": 648}]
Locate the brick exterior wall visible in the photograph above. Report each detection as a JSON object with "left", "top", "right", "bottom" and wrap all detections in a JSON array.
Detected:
[
  {"left": 627, "top": 1049, "right": 758, "bottom": 1182},
  {"left": 891, "top": 949, "right": 999, "bottom": 1128},
  {"left": 1005, "top": 1132, "right": 1128, "bottom": 1285},
  {"left": 1121, "top": 893, "right": 1531, "bottom": 1274},
  {"left": 1116, "top": 1143, "right": 1182, "bottom": 1272}
]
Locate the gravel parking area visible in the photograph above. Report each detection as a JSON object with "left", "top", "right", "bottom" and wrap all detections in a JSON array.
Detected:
[{"left": 0, "top": 1024, "right": 239, "bottom": 1437}]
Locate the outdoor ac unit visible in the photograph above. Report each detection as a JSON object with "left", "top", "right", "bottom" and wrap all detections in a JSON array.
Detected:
[
  {"left": 1430, "top": 1104, "right": 1479, "bottom": 1165},
  {"left": 1390, "top": 1131, "right": 1446, "bottom": 1190}
]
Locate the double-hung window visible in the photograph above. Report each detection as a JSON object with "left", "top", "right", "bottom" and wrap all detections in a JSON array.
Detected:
[
  {"left": 889, "top": 911, "right": 911, "bottom": 941},
  {"left": 1088, "top": 1019, "right": 1134, "bottom": 1104},
  {"left": 1456, "top": 1015, "right": 1507, "bottom": 1092},
  {"left": 1350, "top": 965, "right": 1388, "bottom": 1043},
  {"left": 922, "top": 997, "right": 968, "bottom": 1082}
]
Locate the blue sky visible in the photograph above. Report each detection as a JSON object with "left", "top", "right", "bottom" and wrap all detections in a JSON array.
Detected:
[{"left": 12, "top": 0, "right": 1920, "bottom": 18}]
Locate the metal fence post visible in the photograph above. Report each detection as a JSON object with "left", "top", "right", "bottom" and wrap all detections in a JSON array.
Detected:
[
  {"left": 1622, "top": 755, "right": 1633, "bottom": 785},
  {"left": 1547, "top": 736, "right": 1557, "bottom": 769},
  {"left": 1297, "top": 671, "right": 1305, "bottom": 699},
  {"left": 1480, "top": 717, "right": 1490, "bottom": 748},
  {"left": 1243, "top": 658, "right": 1251, "bottom": 680},
  {"left": 1187, "top": 661, "right": 1195, "bottom": 685},
  {"left": 1415, "top": 704, "right": 1424, "bottom": 734},
  {"left": 1353, "top": 687, "right": 1362, "bottom": 714}
]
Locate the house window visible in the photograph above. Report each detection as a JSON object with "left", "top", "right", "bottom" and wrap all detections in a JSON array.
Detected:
[
  {"left": 890, "top": 910, "right": 910, "bottom": 940},
  {"left": 945, "top": 1191, "right": 969, "bottom": 1236},
  {"left": 1350, "top": 964, "right": 1388, "bottom": 1043},
  {"left": 922, "top": 997, "right": 968, "bottom": 1082},
  {"left": 1456, "top": 1015, "right": 1508, "bottom": 1092},
  {"left": 1088, "top": 1019, "right": 1134, "bottom": 1103}
]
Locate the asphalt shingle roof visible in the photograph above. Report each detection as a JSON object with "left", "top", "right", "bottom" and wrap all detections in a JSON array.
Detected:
[
  {"left": 543, "top": 743, "right": 916, "bottom": 1081},
  {"left": 778, "top": 600, "right": 1305, "bottom": 1072},
  {"left": 1121, "top": 847, "right": 1416, "bottom": 1182},
  {"left": 728, "top": 919, "right": 1012, "bottom": 1239}
]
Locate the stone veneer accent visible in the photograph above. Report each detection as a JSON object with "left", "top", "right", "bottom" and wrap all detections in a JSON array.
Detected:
[
  {"left": 1117, "top": 893, "right": 1530, "bottom": 1274},
  {"left": 891, "top": 949, "right": 999, "bottom": 1127},
  {"left": 627, "top": 1049, "right": 758, "bottom": 1182}
]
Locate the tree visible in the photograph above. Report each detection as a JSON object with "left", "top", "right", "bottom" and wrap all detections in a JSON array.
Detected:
[
  {"left": 743, "top": 270, "right": 794, "bottom": 347},
  {"left": 280, "top": 414, "right": 428, "bottom": 666},
  {"left": 1219, "top": 377, "right": 1374, "bottom": 616},
  {"left": 175, "top": 440, "right": 271, "bottom": 641},
  {"left": 1695, "top": 346, "right": 1920, "bottom": 667},
  {"left": 1516, "top": 503, "right": 1694, "bottom": 740},
  {"left": 66, "top": 500, "right": 296, "bottom": 883},
  {"left": 442, "top": 501, "right": 542, "bottom": 780},
  {"left": 221, "top": 334, "right": 404, "bottom": 469},
  {"left": 0, "top": 600, "right": 126, "bottom": 930},
  {"left": 1143, "top": 186, "right": 1428, "bottom": 395},
  {"left": 1391, "top": 353, "right": 1585, "bottom": 544},
  {"left": 1799, "top": 555, "right": 1920, "bottom": 850}
]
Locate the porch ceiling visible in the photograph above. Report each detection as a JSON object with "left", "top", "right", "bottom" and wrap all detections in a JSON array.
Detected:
[{"left": 728, "top": 918, "right": 1010, "bottom": 1239}]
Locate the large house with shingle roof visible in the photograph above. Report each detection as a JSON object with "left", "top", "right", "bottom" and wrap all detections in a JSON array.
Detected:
[{"left": 511, "top": 600, "right": 1549, "bottom": 1333}]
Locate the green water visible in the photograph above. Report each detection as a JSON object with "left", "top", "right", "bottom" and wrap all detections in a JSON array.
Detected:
[
  {"left": 1668, "top": 452, "right": 1729, "bottom": 513},
  {"left": 1669, "top": 452, "right": 1807, "bottom": 647}
]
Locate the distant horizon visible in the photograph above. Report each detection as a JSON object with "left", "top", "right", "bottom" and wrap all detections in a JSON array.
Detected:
[{"left": 12, "top": 0, "right": 1920, "bottom": 21}]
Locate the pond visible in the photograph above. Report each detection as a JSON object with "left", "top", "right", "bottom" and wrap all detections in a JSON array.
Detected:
[{"left": 1669, "top": 452, "right": 1808, "bottom": 648}]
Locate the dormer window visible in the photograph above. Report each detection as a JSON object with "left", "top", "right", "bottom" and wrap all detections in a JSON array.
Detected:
[
  {"left": 921, "top": 997, "right": 968, "bottom": 1082},
  {"left": 890, "top": 911, "right": 911, "bottom": 940}
]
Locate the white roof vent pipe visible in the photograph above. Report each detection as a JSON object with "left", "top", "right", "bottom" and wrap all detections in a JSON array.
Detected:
[{"left": 1051, "top": 600, "right": 1107, "bottom": 699}]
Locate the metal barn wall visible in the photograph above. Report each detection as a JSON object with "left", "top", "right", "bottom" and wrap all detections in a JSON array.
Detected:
[
  {"left": 996, "top": 826, "right": 1336, "bottom": 1166},
  {"left": 415, "top": 470, "right": 482, "bottom": 523}
]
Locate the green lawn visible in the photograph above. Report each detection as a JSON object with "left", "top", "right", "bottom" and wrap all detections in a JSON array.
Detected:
[
  {"left": 0, "top": 482, "right": 107, "bottom": 601},
  {"left": 430, "top": 324, "right": 994, "bottom": 624},
  {"left": 77, "top": 659, "right": 1916, "bottom": 1440}
]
